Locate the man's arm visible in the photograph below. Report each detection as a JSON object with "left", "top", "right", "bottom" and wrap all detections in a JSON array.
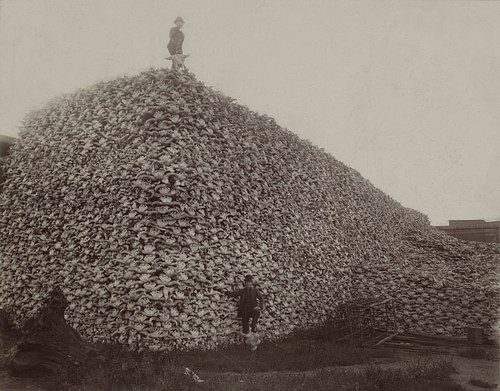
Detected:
[
  {"left": 169, "top": 27, "right": 176, "bottom": 40},
  {"left": 225, "top": 289, "right": 242, "bottom": 298},
  {"left": 256, "top": 290, "right": 265, "bottom": 310}
]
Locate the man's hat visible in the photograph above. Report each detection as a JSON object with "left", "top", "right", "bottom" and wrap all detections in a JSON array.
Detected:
[
  {"left": 244, "top": 274, "right": 253, "bottom": 282},
  {"left": 175, "top": 16, "right": 185, "bottom": 23}
]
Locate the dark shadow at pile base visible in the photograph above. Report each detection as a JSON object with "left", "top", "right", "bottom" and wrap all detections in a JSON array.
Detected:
[{"left": 1, "top": 288, "right": 93, "bottom": 389}]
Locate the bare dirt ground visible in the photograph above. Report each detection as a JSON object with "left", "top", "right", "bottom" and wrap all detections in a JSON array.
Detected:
[
  {"left": 447, "top": 355, "right": 499, "bottom": 391},
  {"left": 0, "top": 370, "right": 45, "bottom": 391}
]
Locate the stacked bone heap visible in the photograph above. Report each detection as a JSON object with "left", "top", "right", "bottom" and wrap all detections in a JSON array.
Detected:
[{"left": 0, "top": 69, "right": 498, "bottom": 351}]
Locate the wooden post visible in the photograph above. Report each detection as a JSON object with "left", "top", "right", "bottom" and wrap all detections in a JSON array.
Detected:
[{"left": 369, "top": 306, "right": 375, "bottom": 346}]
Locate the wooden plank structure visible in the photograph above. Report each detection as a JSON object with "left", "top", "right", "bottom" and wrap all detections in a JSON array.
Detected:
[
  {"left": 330, "top": 298, "right": 498, "bottom": 357},
  {"left": 332, "top": 296, "right": 399, "bottom": 347}
]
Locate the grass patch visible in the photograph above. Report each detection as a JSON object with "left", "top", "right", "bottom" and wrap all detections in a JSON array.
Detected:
[
  {"left": 173, "top": 338, "right": 395, "bottom": 373},
  {"left": 458, "top": 347, "right": 495, "bottom": 360},
  {"left": 468, "top": 377, "right": 497, "bottom": 389},
  {"left": 66, "top": 357, "right": 464, "bottom": 391},
  {"left": 71, "top": 336, "right": 396, "bottom": 376},
  {"left": 200, "top": 359, "right": 465, "bottom": 391},
  {"left": 342, "top": 359, "right": 465, "bottom": 391},
  {"left": 60, "top": 337, "right": 396, "bottom": 390}
]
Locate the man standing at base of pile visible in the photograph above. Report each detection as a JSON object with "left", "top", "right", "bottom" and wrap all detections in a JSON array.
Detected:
[
  {"left": 225, "top": 274, "right": 265, "bottom": 335},
  {"left": 167, "top": 16, "right": 185, "bottom": 71}
]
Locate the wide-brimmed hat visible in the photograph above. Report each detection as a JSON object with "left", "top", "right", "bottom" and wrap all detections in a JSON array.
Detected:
[{"left": 175, "top": 16, "right": 185, "bottom": 23}]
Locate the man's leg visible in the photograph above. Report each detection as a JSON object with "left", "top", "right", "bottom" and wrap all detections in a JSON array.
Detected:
[
  {"left": 241, "top": 312, "right": 250, "bottom": 334},
  {"left": 251, "top": 309, "right": 260, "bottom": 332},
  {"left": 171, "top": 58, "right": 178, "bottom": 71},
  {"left": 167, "top": 48, "right": 176, "bottom": 71}
]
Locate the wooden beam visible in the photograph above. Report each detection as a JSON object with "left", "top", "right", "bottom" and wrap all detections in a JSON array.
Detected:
[{"left": 375, "top": 331, "right": 399, "bottom": 346}]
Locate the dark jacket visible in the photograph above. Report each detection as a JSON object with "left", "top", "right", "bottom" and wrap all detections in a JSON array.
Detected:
[
  {"left": 168, "top": 27, "right": 184, "bottom": 55},
  {"left": 227, "top": 287, "right": 265, "bottom": 317}
]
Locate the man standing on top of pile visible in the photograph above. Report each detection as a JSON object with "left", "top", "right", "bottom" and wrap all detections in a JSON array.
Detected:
[{"left": 167, "top": 16, "right": 186, "bottom": 71}]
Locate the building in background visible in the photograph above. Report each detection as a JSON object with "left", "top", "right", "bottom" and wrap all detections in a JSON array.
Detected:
[
  {"left": 436, "top": 220, "right": 500, "bottom": 243},
  {"left": 0, "top": 135, "right": 16, "bottom": 157}
]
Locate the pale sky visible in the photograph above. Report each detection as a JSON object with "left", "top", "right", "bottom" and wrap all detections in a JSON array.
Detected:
[{"left": 0, "top": 0, "right": 499, "bottom": 226}]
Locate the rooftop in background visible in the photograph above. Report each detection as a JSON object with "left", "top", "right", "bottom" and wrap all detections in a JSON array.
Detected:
[
  {"left": 436, "top": 220, "right": 500, "bottom": 243},
  {"left": 0, "top": 135, "right": 16, "bottom": 157}
]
